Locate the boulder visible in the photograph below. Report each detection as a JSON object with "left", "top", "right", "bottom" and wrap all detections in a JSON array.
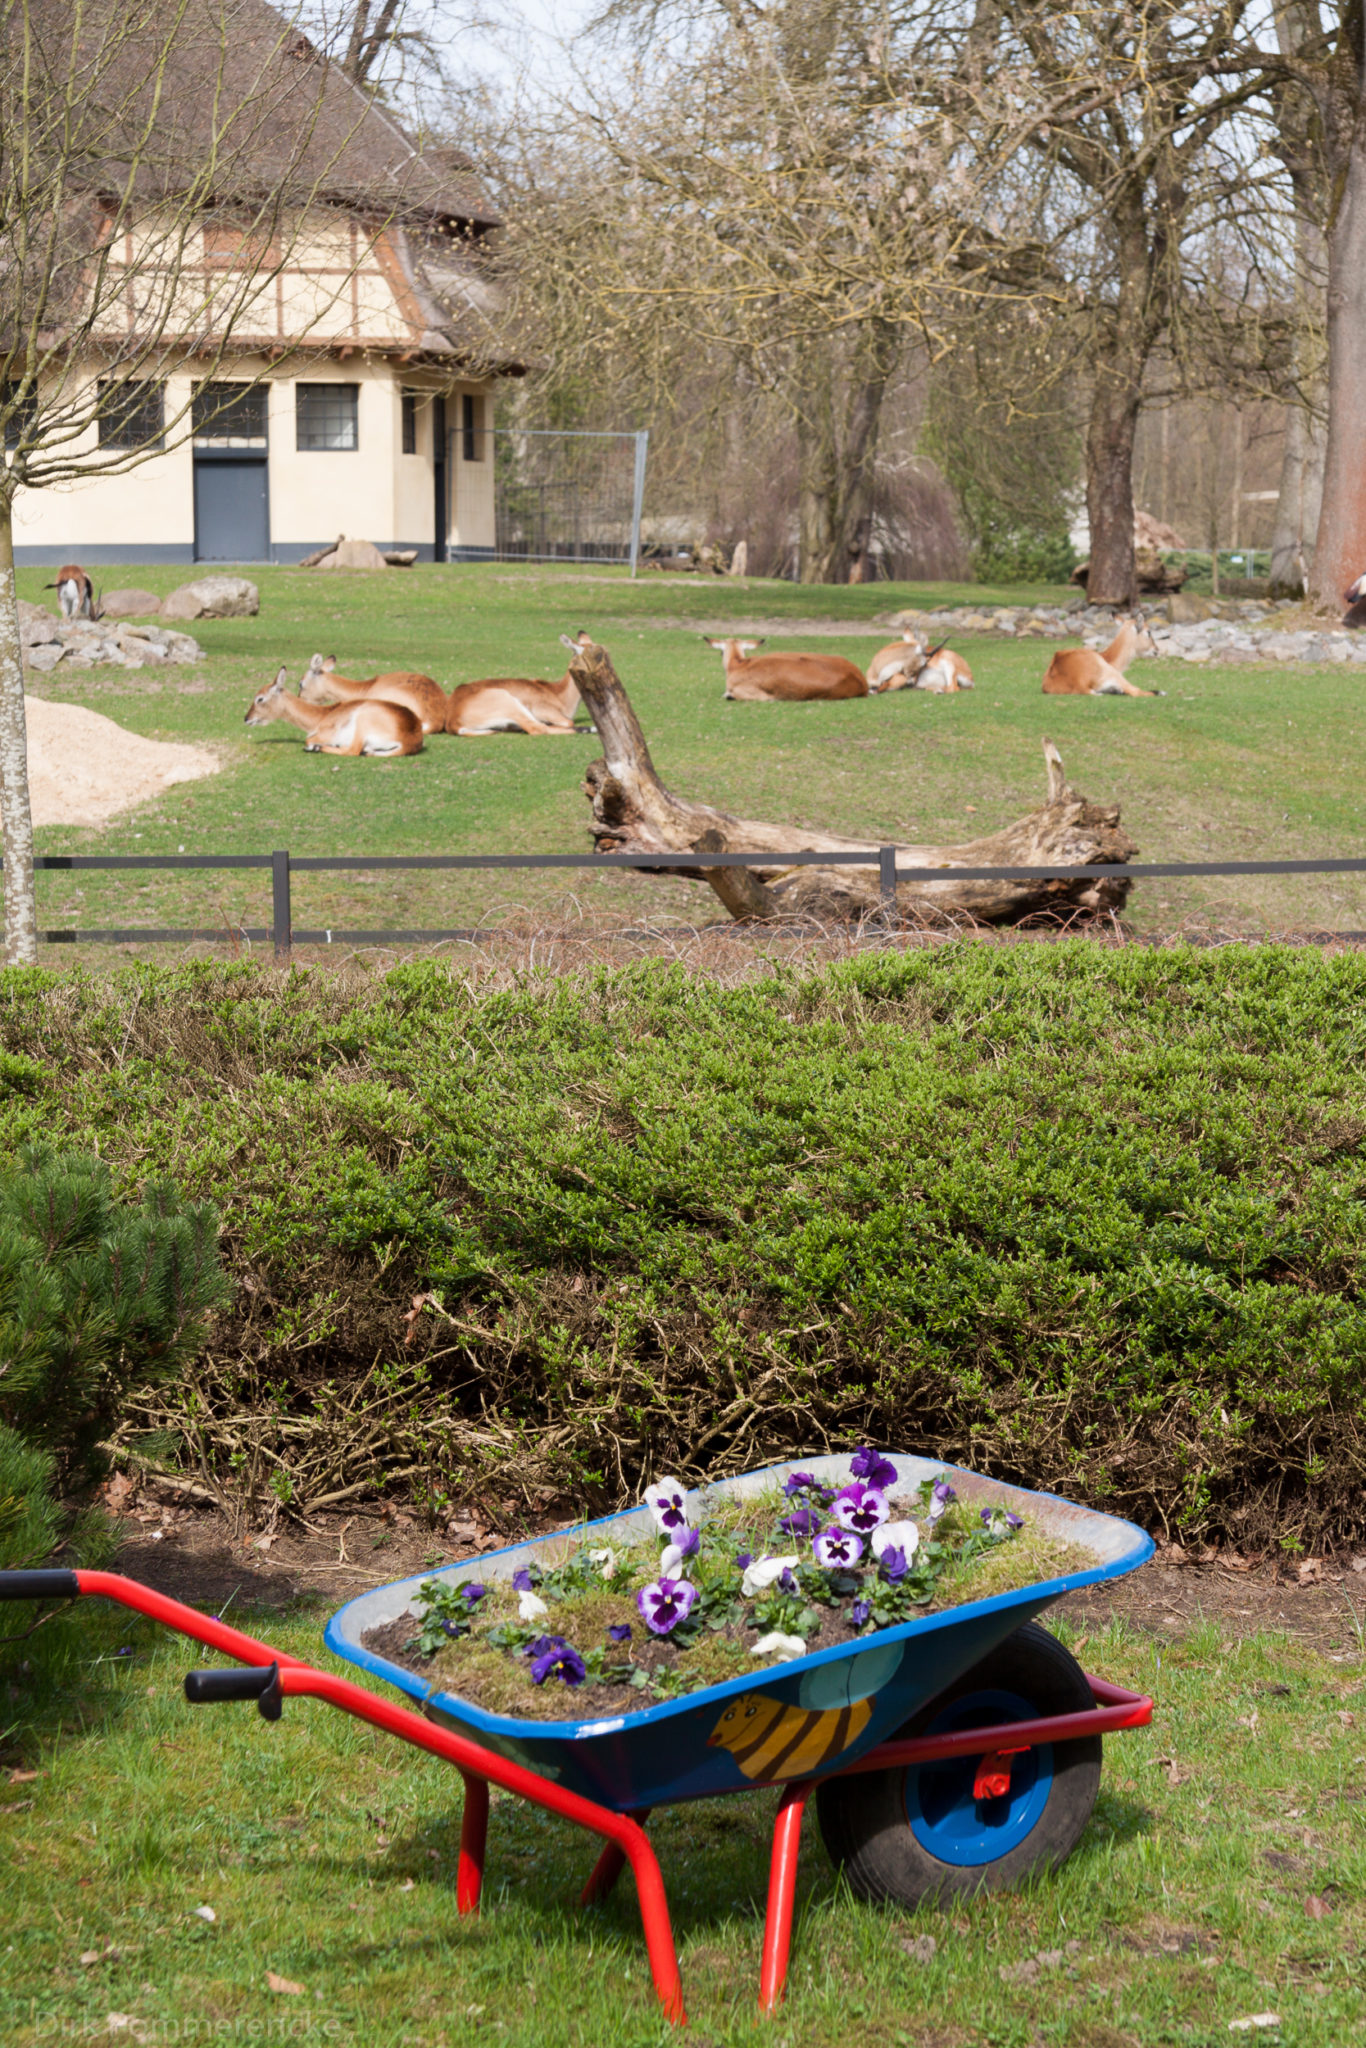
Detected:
[
  {"left": 100, "top": 588, "right": 163, "bottom": 619},
  {"left": 1167, "top": 593, "right": 1216, "bottom": 624},
  {"left": 161, "top": 574, "right": 260, "bottom": 619},
  {"left": 316, "top": 538, "right": 388, "bottom": 572}
]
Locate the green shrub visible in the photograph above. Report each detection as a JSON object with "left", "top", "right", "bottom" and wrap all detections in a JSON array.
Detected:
[
  {"left": 0, "top": 1148, "right": 227, "bottom": 1484},
  {"left": 0, "top": 1424, "right": 59, "bottom": 1573},
  {"left": 0, "top": 951, "right": 1364, "bottom": 1546}
]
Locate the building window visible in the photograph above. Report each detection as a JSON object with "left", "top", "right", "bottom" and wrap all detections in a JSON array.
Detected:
[
  {"left": 193, "top": 380, "right": 267, "bottom": 442},
  {"left": 401, "top": 390, "right": 420, "bottom": 455},
  {"left": 2, "top": 383, "right": 38, "bottom": 452},
  {"left": 296, "top": 382, "right": 358, "bottom": 451},
  {"left": 98, "top": 380, "right": 165, "bottom": 451},
  {"left": 462, "top": 391, "right": 483, "bottom": 462}
]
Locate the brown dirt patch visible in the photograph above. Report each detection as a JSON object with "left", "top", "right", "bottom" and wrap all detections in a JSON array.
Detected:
[{"left": 25, "top": 694, "right": 218, "bottom": 827}]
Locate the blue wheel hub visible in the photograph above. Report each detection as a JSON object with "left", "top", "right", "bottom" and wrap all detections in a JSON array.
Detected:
[{"left": 903, "top": 1688, "right": 1053, "bottom": 1867}]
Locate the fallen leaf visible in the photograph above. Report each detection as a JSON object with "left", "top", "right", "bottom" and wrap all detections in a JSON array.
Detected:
[
  {"left": 192, "top": 1906, "right": 216, "bottom": 1924},
  {"left": 7, "top": 1768, "right": 39, "bottom": 1785},
  {"left": 900, "top": 1933, "right": 937, "bottom": 1963},
  {"left": 1227, "top": 2016, "right": 1280, "bottom": 2033},
  {"left": 266, "top": 1972, "right": 305, "bottom": 1996},
  {"left": 1337, "top": 1711, "right": 1356, "bottom": 1729},
  {"left": 3, "top": 1799, "right": 34, "bottom": 1814},
  {"left": 1351, "top": 1555, "right": 1366, "bottom": 1574},
  {"left": 1304, "top": 1894, "right": 1332, "bottom": 1920},
  {"left": 1297, "top": 1559, "right": 1323, "bottom": 1586},
  {"left": 1147, "top": 1755, "right": 1188, "bottom": 1786},
  {"left": 80, "top": 1950, "right": 103, "bottom": 1967},
  {"left": 999, "top": 1959, "right": 1039, "bottom": 1985},
  {"left": 398, "top": 1879, "right": 415, "bottom": 1894}
]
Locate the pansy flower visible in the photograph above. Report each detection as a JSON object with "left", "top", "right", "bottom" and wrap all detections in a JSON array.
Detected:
[
  {"left": 527, "top": 1636, "right": 587, "bottom": 1687},
  {"left": 851, "top": 1598, "right": 871, "bottom": 1628},
  {"left": 512, "top": 1568, "right": 535, "bottom": 1593},
  {"left": 518, "top": 1588, "right": 549, "bottom": 1621},
  {"left": 850, "top": 1445, "right": 898, "bottom": 1492},
  {"left": 877, "top": 1544, "right": 909, "bottom": 1585},
  {"left": 782, "top": 1471, "right": 819, "bottom": 1499},
  {"left": 741, "top": 1553, "right": 799, "bottom": 1598},
  {"left": 1006, "top": 1511, "right": 1023, "bottom": 1530},
  {"left": 928, "top": 1480, "right": 956, "bottom": 1525},
  {"left": 750, "top": 1632, "right": 807, "bottom": 1661},
  {"left": 588, "top": 1547, "right": 618, "bottom": 1580},
  {"left": 460, "top": 1581, "right": 488, "bottom": 1605},
  {"left": 812, "top": 1527, "right": 863, "bottom": 1569},
  {"left": 637, "top": 1575, "right": 697, "bottom": 1635},
  {"left": 606, "top": 1623, "right": 633, "bottom": 1643},
  {"left": 736, "top": 1551, "right": 753, "bottom": 1572},
  {"left": 643, "top": 1476, "right": 691, "bottom": 1534},
  {"left": 661, "top": 1527, "right": 701, "bottom": 1576},
  {"left": 779, "top": 1507, "right": 822, "bottom": 1540},
  {"left": 872, "top": 1520, "right": 920, "bottom": 1564},
  {"left": 830, "top": 1481, "right": 891, "bottom": 1536}
]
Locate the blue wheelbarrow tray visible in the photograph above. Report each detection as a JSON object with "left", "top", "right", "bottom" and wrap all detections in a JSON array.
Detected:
[{"left": 326, "top": 1453, "right": 1153, "bottom": 1813}]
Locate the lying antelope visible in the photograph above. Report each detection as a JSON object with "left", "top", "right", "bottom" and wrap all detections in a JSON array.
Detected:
[
  {"left": 445, "top": 631, "right": 594, "bottom": 736},
  {"left": 301, "top": 653, "right": 447, "bottom": 734},
  {"left": 868, "top": 632, "right": 974, "bottom": 694},
  {"left": 245, "top": 668, "right": 424, "bottom": 755},
  {"left": 705, "top": 637, "right": 868, "bottom": 701},
  {"left": 1042, "top": 617, "right": 1164, "bottom": 697},
  {"left": 1345, "top": 574, "right": 1366, "bottom": 628},
  {"left": 45, "top": 563, "right": 96, "bottom": 620}
]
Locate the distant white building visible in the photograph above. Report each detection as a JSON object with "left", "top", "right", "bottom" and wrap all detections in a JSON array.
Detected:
[{"left": 10, "top": 2, "right": 522, "bottom": 567}]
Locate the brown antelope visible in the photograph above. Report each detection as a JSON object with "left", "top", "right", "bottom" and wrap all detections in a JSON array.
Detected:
[
  {"left": 704, "top": 637, "right": 868, "bottom": 701},
  {"left": 868, "top": 633, "right": 974, "bottom": 694},
  {"left": 1345, "top": 573, "right": 1366, "bottom": 628},
  {"left": 1042, "top": 618, "right": 1163, "bottom": 697},
  {"left": 445, "top": 631, "right": 594, "bottom": 736},
  {"left": 244, "top": 667, "right": 424, "bottom": 755},
  {"left": 45, "top": 563, "right": 96, "bottom": 620},
  {"left": 300, "top": 653, "right": 447, "bottom": 734}
]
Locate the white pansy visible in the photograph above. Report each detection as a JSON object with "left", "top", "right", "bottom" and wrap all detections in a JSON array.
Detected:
[
  {"left": 643, "top": 1476, "right": 691, "bottom": 1534},
  {"left": 871, "top": 1520, "right": 920, "bottom": 1561},
  {"left": 750, "top": 1632, "right": 808, "bottom": 1661},
  {"left": 517, "top": 1589, "right": 549, "bottom": 1621},
  {"left": 660, "top": 1542, "right": 689, "bottom": 1578},
  {"left": 589, "top": 1546, "right": 617, "bottom": 1580},
  {"left": 741, "top": 1553, "right": 799, "bottom": 1598}
]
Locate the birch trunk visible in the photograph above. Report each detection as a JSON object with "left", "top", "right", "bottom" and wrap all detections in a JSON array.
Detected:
[
  {"left": 1312, "top": 64, "right": 1366, "bottom": 609},
  {"left": 571, "top": 640, "right": 1136, "bottom": 923},
  {"left": 0, "top": 491, "right": 36, "bottom": 966}
]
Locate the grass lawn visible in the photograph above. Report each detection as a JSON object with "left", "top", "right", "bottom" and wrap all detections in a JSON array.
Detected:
[
  {"left": 15, "top": 561, "right": 1366, "bottom": 953},
  {"left": 2, "top": 1600, "right": 1363, "bottom": 2046}
]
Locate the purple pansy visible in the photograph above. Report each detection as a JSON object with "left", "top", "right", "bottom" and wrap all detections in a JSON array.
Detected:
[
  {"left": 813, "top": 1527, "right": 863, "bottom": 1569},
  {"left": 779, "top": 1508, "right": 823, "bottom": 1539},
  {"left": 643, "top": 1476, "right": 691, "bottom": 1534},
  {"left": 928, "top": 1480, "right": 956, "bottom": 1524},
  {"left": 830, "top": 1480, "right": 891, "bottom": 1536},
  {"left": 674, "top": 1526, "right": 701, "bottom": 1558},
  {"left": 851, "top": 1598, "right": 871, "bottom": 1628},
  {"left": 1006, "top": 1512, "right": 1023, "bottom": 1530},
  {"left": 850, "top": 1445, "right": 898, "bottom": 1492},
  {"left": 512, "top": 1568, "right": 535, "bottom": 1592},
  {"left": 783, "top": 1471, "right": 819, "bottom": 1498},
  {"left": 607, "top": 1623, "right": 633, "bottom": 1643},
  {"left": 637, "top": 1576, "right": 698, "bottom": 1636},
  {"left": 460, "top": 1581, "right": 488, "bottom": 1605},
  {"left": 526, "top": 1635, "right": 587, "bottom": 1687},
  {"left": 778, "top": 1567, "right": 798, "bottom": 1595},
  {"left": 878, "top": 1544, "right": 910, "bottom": 1585},
  {"left": 736, "top": 1551, "right": 753, "bottom": 1572}
]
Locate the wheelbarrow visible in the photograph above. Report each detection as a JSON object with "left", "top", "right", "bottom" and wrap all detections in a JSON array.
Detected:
[{"left": 0, "top": 1453, "right": 1153, "bottom": 2024}]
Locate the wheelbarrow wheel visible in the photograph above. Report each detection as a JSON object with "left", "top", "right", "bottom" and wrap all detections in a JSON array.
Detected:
[{"left": 816, "top": 1621, "right": 1101, "bottom": 1907}]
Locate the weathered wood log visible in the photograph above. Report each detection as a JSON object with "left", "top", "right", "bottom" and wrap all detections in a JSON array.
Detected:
[{"left": 570, "top": 638, "right": 1138, "bottom": 923}]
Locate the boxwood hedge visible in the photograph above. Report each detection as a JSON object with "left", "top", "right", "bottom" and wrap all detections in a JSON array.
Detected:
[{"left": 1, "top": 944, "right": 1362, "bottom": 1546}]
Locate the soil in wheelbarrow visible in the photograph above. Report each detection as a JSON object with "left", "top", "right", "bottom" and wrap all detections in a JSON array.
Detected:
[{"left": 362, "top": 1500, "right": 1095, "bottom": 1723}]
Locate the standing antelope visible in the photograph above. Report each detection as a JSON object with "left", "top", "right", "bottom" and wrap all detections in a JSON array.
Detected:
[
  {"left": 446, "top": 631, "right": 593, "bottom": 735},
  {"left": 45, "top": 563, "right": 96, "bottom": 620},
  {"left": 300, "top": 654, "right": 447, "bottom": 733},
  {"left": 1042, "top": 618, "right": 1163, "bottom": 697},
  {"left": 705, "top": 637, "right": 868, "bottom": 701},
  {"left": 867, "top": 632, "right": 974, "bottom": 694},
  {"left": 245, "top": 668, "right": 424, "bottom": 755}
]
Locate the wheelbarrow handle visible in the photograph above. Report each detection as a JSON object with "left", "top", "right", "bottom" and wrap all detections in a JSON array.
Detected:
[
  {"left": 185, "top": 1662, "right": 283, "bottom": 1721},
  {"left": 0, "top": 1570, "right": 80, "bottom": 1600}
]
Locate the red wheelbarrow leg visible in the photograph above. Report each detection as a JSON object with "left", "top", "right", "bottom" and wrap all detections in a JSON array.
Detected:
[
  {"left": 457, "top": 1773, "right": 489, "bottom": 1915},
  {"left": 759, "top": 1779, "right": 815, "bottom": 2014},
  {"left": 581, "top": 1810, "right": 651, "bottom": 1908}
]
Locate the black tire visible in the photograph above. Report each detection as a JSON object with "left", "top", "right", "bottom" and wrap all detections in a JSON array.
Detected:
[{"left": 816, "top": 1621, "right": 1102, "bottom": 1907}]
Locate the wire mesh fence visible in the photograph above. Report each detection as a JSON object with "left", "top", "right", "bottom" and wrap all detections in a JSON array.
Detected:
[{"left": 487, "top": 428, "right": 649, "bottom": 570}]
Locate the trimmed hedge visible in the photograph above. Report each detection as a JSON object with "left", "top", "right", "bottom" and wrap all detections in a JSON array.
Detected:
[{"left": 1, "top": 946, "right": 1363, "bottom": 1545}]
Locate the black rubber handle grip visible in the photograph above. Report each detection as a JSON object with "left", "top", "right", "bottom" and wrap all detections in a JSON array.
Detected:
[
  {"left": 0, "top": 1570, "right": 79, "bottom": 1601},
  {"left": 184, "top": 1664, "right": 278, "bottom": 1704}
]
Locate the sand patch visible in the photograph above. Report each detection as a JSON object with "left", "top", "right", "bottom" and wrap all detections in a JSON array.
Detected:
[{"left": 25, "top": 695, "right": 219, "bottom": 829}]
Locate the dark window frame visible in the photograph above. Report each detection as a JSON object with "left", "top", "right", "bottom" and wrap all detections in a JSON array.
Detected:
[
  {"left": 401, "top": 390, "right": 420, "bottom": 456},
  {"left": 193, "top": 379, "right": 268, "bottom": 443},
  {"left": 97, "top": 379, "right": 166, "bottom": 452},
  {"left": 462, "top": 391, "right": 483, "bottom": 462},
  {"left": 295, "top": 381, "right": 359, "bottom": 452}
]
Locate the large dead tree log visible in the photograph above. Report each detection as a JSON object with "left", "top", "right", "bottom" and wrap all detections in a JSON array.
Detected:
[{"left": 570, "top": 638, "right": 1137, "bottom": 922}]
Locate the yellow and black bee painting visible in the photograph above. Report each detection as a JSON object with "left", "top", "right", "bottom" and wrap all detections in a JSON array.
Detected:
[{"left": 707, "top": 1691, "right": 874, "bottom": 1782}]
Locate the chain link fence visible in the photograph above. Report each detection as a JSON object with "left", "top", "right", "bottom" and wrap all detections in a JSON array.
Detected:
[{"left": 487, "top": 428, "right": 649, "bottom": 571}]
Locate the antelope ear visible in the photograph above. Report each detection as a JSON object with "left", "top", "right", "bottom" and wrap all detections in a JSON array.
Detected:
[
  {"left": 560, "top": 633, "right": 583, "bottom": 653},
  {"left": 321, "top": 655, "right": 336, "bottom": 673},
  {"left": 272, "top": 665, "right": 288, "bottom": 691}
]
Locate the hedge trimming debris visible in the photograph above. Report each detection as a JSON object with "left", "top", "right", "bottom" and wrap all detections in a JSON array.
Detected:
[{"left": 0, "top": 945, "right": 1363, "bottom": 1546}]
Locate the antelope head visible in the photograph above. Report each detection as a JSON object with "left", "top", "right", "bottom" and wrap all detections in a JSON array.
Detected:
[
  {"left": 299, "top": 652, "right": 335, "bottom": 703},
  {"left": 1345, "top": 574, "right": 1366, "bottom": 605},
  {"left": 245, "top": 666, "right": 290, "bottom": 724}
]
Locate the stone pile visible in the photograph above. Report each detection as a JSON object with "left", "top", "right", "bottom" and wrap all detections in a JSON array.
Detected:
[
  {"left": 17, "top": 600, "right": 202, "bottom": 673},
  {"left": 887, "top": 598, "right": 1366, "bottom": 667}
]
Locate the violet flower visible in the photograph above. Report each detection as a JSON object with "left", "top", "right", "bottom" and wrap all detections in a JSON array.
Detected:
[
  {"left": 527, "top": 1636, "right": 587, "bottom": 1687},
  {"left": 607, "top": 1623, "right": 633, "bottom": 1643},
  {"left": 783, "top": 1471, "right": 819, "bottom": 1498},
  {"left": 741, "top": 1554, "right": 799, "bottom": 1597},
  {"left": 1006, "top": 1512, "right": 1024, "bottom": 1530},
  {"left": 779, "top": 1508, "right": 823, "bottom": 1540},
  {"left": 851, "top": 1598, "right": 871, "bottom": 1628},
  {"left": 928, "top": 1480, "right": 956, "bottom": 1525},
  {"left": 878, "top": 1544, "right": 909, "bottom": 1585},
  {"left": 736, "top": 1551, "right": 753, "bottom": 1572},
  {"left": 637, "top": 1575, "right": 697, "bottom": 1635},
  {"left": 850, "top": 1445, "right": 898, "bottom": 1492},
  {"left": 778, "top": 1568, "right": 798, "bottom": 1595},
  {"left": 830, "top": 1481, "right": 891, "bottom": 1536},
  {"left": 813, "top": 1527, "right": 863, "bottom": 1569},
  {"left": 872, "top": 1520, "right": 920, "bottom": 1565},
  {"left": 512, "top": 1568, "right": 535, "bottom": 1592},
  {"left": 660, "top": 1526, "right": 701, "bottom": 1578},
  {"left": 460, "top": 1582, "right": 488, "bottom": 1605},
  {"left": 643, "top": 1476, "right": 691, "bottom": 1534}
]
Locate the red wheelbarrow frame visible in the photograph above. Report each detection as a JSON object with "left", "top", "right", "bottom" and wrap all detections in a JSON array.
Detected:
[{"left": 1, "top": 1570, "right": 1153, "bottom": 2026}]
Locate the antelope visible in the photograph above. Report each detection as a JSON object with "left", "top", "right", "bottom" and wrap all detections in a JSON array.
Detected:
[
  {"left": 704, "top": 637, "right": 868, "bottom": 702},
  {"left": 244, "top": 667, "right": 424, "bottom": 755},
  {"left": 300, "top": 653, "right": 447, "bottom": 734},
  {"left": 445, "top": 631, "right": 593, "bottom": 736},
  {"left": 45, "top": 563, "right": 96, "bottom": 620},
  {"left": 1345, "top": 574, "right": 1366, "bottom": 628},
  {"left": 868, "top": 632, "right": 974, "bottom": 694},
  {"left": 1042, "top": 617, "right": 1164, "bottom": 697},
  {"left": 444, "top": 680, "right": 582, "bottom": 735}
]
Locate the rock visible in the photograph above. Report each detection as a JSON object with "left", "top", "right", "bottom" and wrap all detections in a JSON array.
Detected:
[
  {"left": 382, "top": 550, "right": 418, "bottom": 568},
  {"left": 100, "top": 588, "right": 163, "bottom": 619},
  {"left": 316, "top": 538, "right": 388, "bottom": 572},
  {"left": 24, "top": 642, "right": 63, "bottom": 672},
  {"left": 161, "top": 574, "right": 259, "bottom": 619},
  {"left": 1168, "top": 593, "right": 1215, "bottom": 623},
  {"left": 17, "top": 615, "right": 202, "bottom": 673}
]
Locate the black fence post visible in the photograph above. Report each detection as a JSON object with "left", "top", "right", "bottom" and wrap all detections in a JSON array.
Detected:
[
  {"left": 879, "top": 845, "right": 897, "bottom": 910},
  {"left": 271, "top": 851, "right": 292, "bottom": 962}
]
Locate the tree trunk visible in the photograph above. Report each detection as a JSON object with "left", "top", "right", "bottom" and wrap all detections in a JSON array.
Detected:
[
  {"left": 795, "top": 326, "right": 899, "bottom": 584},
  {"left": 1269, "top": 4, "right": 1329, "bottom": 601},
  {"left": 1084, "top": 357, "right": 1144, "bottom": 607},
  {"left": 837, "top": 322, "right": 900, "bottom": 583},
  {"left": 1270, "top": 396, "right": 1325, "bottom": 595},
  {"left": 0, "top": 491, "right": 37, "bottom": 966},
  {"left": 796, "top": 343, "right": 839, "bottom": 583},
  {"left": 570, "top": 640, "right": 1136, "bottom": 923},
  {"left": 1312, "top": 56, "right": 1366, "bottom": 610}
]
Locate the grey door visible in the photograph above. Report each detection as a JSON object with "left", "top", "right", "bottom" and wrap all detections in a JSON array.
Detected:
[{"left": 194, "top": 457, "right": 268, "bottom": 561}]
